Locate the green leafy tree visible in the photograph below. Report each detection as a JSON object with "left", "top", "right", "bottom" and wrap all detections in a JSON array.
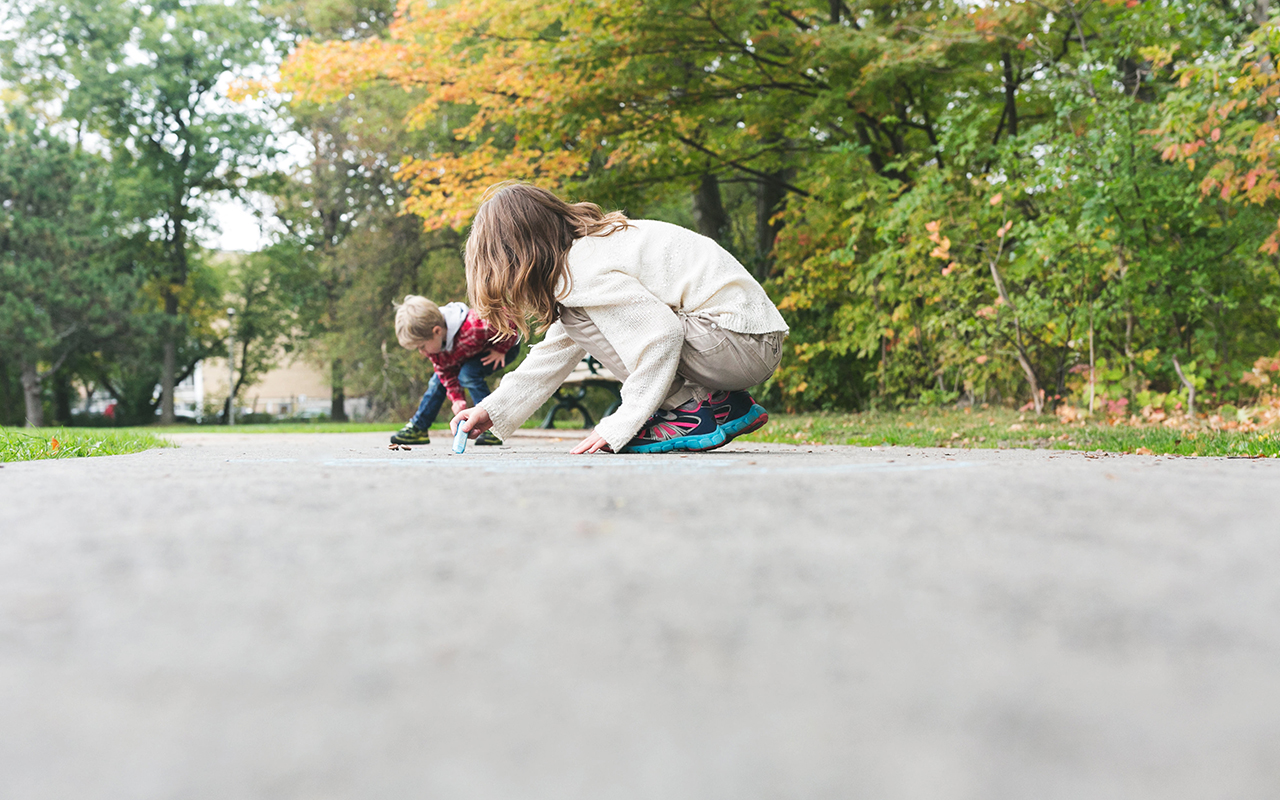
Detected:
[
  {"left": 6, "top": 0, "right": 280, "bottom": 423},
  {"left": 0, "top": 105, "right": 123, "bottom": 427},
  {"left": 214, "top": 247, "right": 318, "bottom": 421},
  {"left": 771, "top": 0, "right": 1279, "bottom": 411},
  {"left": 56, "top": 234, "right": 226, "bottom": 427},
  {"left": 262, "top": 0, "right": 474, "bottom": 421}
]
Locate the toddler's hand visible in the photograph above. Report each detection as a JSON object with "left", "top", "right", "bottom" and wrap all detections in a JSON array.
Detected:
[
  {"left": 451, "top": 406, "right": 493, "bottom": 438},
  {"left": 451, "top": 399, "right": 469, "bottom": 416},
  {"left": 479, "top": 349, "right": 507, "bottom": 368}
]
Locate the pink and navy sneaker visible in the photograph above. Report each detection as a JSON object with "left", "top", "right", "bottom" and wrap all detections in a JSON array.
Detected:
[
  {"left": 709, "top": 390, "right": 769, "bottom": 442},
  {"left": 619, "top": 401, "right": 727, "bottom": 453}
]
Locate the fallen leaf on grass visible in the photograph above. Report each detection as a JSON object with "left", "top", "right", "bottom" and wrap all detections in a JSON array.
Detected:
[{"left": 1133, "top": 447, "right": 1153, "bottom": 455}]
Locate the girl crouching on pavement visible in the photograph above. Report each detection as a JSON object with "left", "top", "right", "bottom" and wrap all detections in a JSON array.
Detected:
[{"left": 451, "top": 182, "right": 789, "bottom": 454}]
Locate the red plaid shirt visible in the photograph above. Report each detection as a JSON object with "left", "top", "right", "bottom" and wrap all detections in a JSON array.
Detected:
[{"left": 429, "top": 309, "right": 517, "bottom": 404}]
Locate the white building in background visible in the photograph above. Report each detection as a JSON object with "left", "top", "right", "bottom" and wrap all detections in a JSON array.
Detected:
[
  {"left": 77, "top": 357, "right": 368, "bottom": 421},
  {"left": 173, "top": 361, "right": 204, "bottom": 419},
  {"left": 196, "top": 356, "right": 369, "bottom": 421}
]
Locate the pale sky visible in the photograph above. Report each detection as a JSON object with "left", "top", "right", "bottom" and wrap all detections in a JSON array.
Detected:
[
  {"left": 206, "top": 197, "right": 275, "bottom": 253},
  {"left": 204, "top": 193, "right": 282, "bottom": 252}
]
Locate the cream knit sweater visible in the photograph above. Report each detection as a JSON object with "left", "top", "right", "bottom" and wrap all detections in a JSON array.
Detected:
[{"left": 478, "top": 219, "right": 789, "bottom": 450}]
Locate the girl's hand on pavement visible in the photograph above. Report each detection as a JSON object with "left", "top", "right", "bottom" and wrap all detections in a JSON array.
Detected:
[
  {"left": 451, "top": 406, "right": 492, "bottom": 438},
  {"left": 570, "top": 431, "right": 613, "bottom": 454},
  {"left": 479, "top": 349, "right": 507, "bottom": 368}
]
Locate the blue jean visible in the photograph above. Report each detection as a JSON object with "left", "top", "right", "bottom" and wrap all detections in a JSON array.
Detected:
[{"left": 408, "top": 343, "right": 520, "bottom": 430}]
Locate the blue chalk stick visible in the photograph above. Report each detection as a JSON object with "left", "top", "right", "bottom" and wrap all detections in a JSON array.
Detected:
[{"left": 452, "top": 427, "right": 468, "bottom": 454}]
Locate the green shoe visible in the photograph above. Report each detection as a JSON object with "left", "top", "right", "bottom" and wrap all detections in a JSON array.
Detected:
[
  {"left": 474, "top": 430, "right": 503, "bottom": 446},
  {"left": 389, "top": 425, "right": 431, "bottom": 445}
]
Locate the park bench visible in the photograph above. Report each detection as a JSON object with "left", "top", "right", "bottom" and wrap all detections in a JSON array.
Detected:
[{"left": 541, "top": 356, "right": 621, "bottom": 428}]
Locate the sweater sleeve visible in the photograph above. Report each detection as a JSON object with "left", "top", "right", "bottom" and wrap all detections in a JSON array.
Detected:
[
  {"left": 477, "top": 321, "right": 585, "bottom": 441},
  {"left": 576, "top": 274, "right": 685, "bottom": 452}
]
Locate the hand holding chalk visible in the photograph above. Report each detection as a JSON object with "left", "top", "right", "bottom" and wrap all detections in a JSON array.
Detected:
[{"left": 449, "top": 406, "right": 490, "bottom": 454}]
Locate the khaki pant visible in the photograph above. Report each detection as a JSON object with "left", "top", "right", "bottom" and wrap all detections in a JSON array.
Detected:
[{"left": 558, "top": 307, "right": 785, "bottom": 410}]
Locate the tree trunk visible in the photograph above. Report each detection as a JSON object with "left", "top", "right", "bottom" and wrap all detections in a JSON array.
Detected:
[
  {"left": 991, "top": 52, "right": 1021, "bottom": 146},
  {"left": 692, "top": 174, "right": 730, "bottom": 246},
  {"left": 755, "top": 172, "right": 788, "bottom": 280},
  {"left": 1255, "top": 0, "right": 1270, "bottom": 26},
  {"left": 986, "top": 251, "right": 1043, "bottom": 414},
  {"left": 1002, "top": 52, "right": 1019, "bottom": 139},
  {"left": 53, "top": 370, "right": 73, "bottom": 426},
  {"left": 1014, "top": 349, "right": 1044, "bottom": 415},
  {"left": 1088, "top": 323, "right": 1096, "bottom": 414},
  {"left": 1172, "top": 356, "right": 1196, "bottom": 418},
  {"left": 20, "top": 358, "right": 43, "bottom": 428},
  {"left": 160, "top": 291, "right": 179, "bottom": 425},
  {"left": 1, "top": 356, "right": 16, "bottom": 425},
  {"left": 330, "top": 358, "right": 348, "bottom": 421}
]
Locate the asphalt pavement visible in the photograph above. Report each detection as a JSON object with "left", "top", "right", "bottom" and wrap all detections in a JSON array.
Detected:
[{"left": 1, "top": 431, "right": 1278, "bottom": 799}]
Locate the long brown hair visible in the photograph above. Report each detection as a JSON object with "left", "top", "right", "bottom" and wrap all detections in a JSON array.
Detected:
[{"left": 465, "top": 182, "right": 630, "bottom": 338}]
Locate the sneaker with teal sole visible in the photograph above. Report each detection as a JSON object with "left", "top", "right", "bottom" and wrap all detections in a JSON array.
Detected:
[
  {"left": 474, "top": 430, "right": 503, "bottom": 446},
  {"left": 619, "top": 401, "right": 726, "bottom": 453},
  {"left": 709, "top": 390, "right": 769, "bottom": 441},
  {"left": 389, "top": 425, "right": 432, "bottom": 445}
]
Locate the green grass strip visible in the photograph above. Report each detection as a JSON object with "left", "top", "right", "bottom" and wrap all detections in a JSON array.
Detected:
[
  {"left": 738, "top": 408, "right": 1280, "bottom": 458},
  {"left": 0, "top": 427, "right": 173, "bottom": 463},
  {"left": 137, "top": 421, "right": 403, "bottom": 435}
]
